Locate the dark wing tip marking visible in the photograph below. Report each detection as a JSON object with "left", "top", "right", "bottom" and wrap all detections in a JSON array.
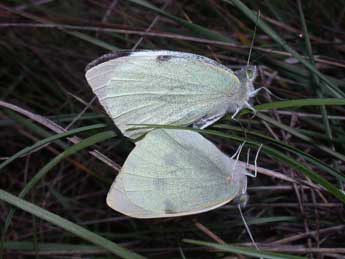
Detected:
[{"left": 85, "top": 51, "right": 133, "bottom": 72}]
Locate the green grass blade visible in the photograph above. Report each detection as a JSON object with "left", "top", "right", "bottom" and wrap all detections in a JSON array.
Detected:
[
  {"left": 183, "top": 239, "right": 308, "bottom": 259},
  {"left": 256, "top": 113, "right": 345, "bottom": 162},
  {"left": 128, "top": 0, "right": 234, "bottom": 42},
  {"left": 2, "top": 241, "right": 106, "bottom": 254},
  {"left": 0, "top": 189, "right": 146, "bottom": 259},
  {"left": 240, "top": 98, "right": 345, "bottom": 115},
  {"left": 235, "top": 216, "right": 297, "bottom": 227},
  {"left": 0, "top": 123, "right": 106, "bottom": 172},
  {"left": 225, "top": 0, "right": 344, "bottom": 98},
  {"left": 2, "top": 131, "right": 116, "bottom": 238},
  {"left": 213, "top": 124, "right": 345, "bottom": 182},
  {"left": 203, "top": 129, "right": 345, "bottom": 203},
  {"left": 0, "top": 3, "right": 118, "bottom": 51},
  {"left": 297, "top": 0, "right": 333, "bottom": 143},
  {"left": 238, "top": 98, "right": 345, "bottom": 162},
  {"left": 3, "top": 110, "right": 69, "bottom": 149}
]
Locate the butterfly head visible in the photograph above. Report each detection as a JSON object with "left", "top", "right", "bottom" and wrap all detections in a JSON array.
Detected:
[
  {"left": 244, "top": 65, "right": 257, "bottom": 82},
  {"left": 232, "top": 191, "right": 249, "bottom": 208},
  {"left": 235, "top": 65, "right": 257, "bottom": 95}
]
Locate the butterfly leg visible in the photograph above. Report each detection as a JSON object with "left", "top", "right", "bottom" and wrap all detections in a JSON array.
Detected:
[
  {"left": 231, "top": 107, "right": 241, "bottom": 120},
  {"left": 230, "top": 141, "right": 246, "bottom": 159},
  {"left": 193, "top": 111, "right": 226, "bottom": 129},
  {"left": 243, "top": 102, "right": 256, "bottom": 119},
  {"left": 249, "top": 87, "right": 284, "bottom": 100},
  {"left": 249, "top": 86, "right": 270, "bottom": 98},
  {"left": 232, "top": 102, "right": 257, "bottom": 120},
  {"left": 244, "top": 144, "right": 263, "bottom": 178},
  {"left": 231, "top": 142, "right": 247, "bottom": 173}
]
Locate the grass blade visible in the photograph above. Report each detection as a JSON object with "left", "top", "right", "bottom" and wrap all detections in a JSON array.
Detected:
[
  {"left": 225, "top": 0, "right": 344, "bottom": 98},
  {"left": 128, "top": 0, "right": 234, "bottom": 42},
  {"left": 213, "top": 124, "right": 345, "bottom": 182},
  {"left": 0, "top": 189, "right": 146, "bottom": 259},
  {"left": 0, "top": 124, "right": 106, "bottom": 172},
  {"left": 2, "top": 131, "right": 116, "bottom": 238},
  {"left": 247, "top": 98, "right": 345, "bottom": 113},
  {"left": 256, "top": 113, "right": 345, "bottom": 163},
  {"left": 184, "top": 239, "right": 308, "bottom": 259}
]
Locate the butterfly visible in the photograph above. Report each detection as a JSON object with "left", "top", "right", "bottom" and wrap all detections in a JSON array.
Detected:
[
  {"left": 106, "top": 128, "right": 248, "bottom": 218},
  {"left": 85, "top": 50, "right": 258, "bottom": 138}
]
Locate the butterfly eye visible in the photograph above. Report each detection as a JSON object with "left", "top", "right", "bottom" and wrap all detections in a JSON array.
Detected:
[{"left": 244, "top": 66, "right": 257, "bottom": 81}]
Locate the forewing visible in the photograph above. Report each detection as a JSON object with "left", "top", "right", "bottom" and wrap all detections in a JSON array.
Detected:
[
  {"left": 85, "top": 51, "right": 240, "bottom": 138},
  {"left": 107, "top": 129, "right": 245, "bottom": 218}
]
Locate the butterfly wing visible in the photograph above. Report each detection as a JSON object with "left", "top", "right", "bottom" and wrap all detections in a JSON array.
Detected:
[
  {"left": 106, "top": 129, "right": 247, "bottom": 218},
  {"left": 85, "top": 51, "right": 241, "bottom": 138},
  {"left": 106, "top": 174, "right": 163, "bottom": 218}
]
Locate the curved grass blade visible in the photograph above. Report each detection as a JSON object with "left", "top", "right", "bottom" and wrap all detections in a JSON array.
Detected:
[
  {"left": 239, "top": 98, "right": 345, "bottom": 115},
  {"left": 0, "top": 189, "right": 146, "bottom": 259},
  {"left": 202, "top": 128, "right": 345, "bottom": 204},
  {"left": 213, "top": 124, "right": 345, "bottom": 182},
  {"left": 231, "top": 98, "right": 345, "bottom": 162},
  {"left": 0, "top": 123, "right": 106, "bottom": 172},
  {"left": 2, "top": 131, "right": 116, "bottom": 239},
  {"left": 3, "top": 109, "right": 69, "bottom": 149},
  {"left": 256, "top": 113, "right": 345, "bottom": 163},
  {"left": 225, "top": 0, "right": 344, "bottom": 98},
  {"left": 184, "top": 239, "right": 308, "bottom": 259},
  {"left": 233, "top": 216, "right": 297, "bottom": 227},
  {"left": 297, "top": 0, "right": 333, "bottom": 144},
  {"left": 0, "top": 3, "right": 118, "bottom": 51},
  {"left": 128, "top": 0, "right": 233, "bottom": 42},
  {"left": 49, "top": 113, "right": 105, "bottom": 123},
  {"left": 2, "top": 241, "right": 104, "bottom": 255},
  {"left": 2, "top": 104, "right": 121, "bottom": 172}
]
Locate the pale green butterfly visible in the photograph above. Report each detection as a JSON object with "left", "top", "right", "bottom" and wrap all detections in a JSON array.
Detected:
[
  {"left": 85, "top": 50, "right": 258, "bottom": 139},
  {"left": 106, "top": 128, "right": 248, "bottom": 218}
]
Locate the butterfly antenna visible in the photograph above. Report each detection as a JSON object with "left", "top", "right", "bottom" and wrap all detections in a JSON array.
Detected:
[
  {"left": 237, "top": 204, "right": 260, "bottom": 251},
  {"left": 246, "top": 10, "right": 261, "bottom": 67}
]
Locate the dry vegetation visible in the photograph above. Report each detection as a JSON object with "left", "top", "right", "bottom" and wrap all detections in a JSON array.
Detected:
[{"left": 0, "top": 0, "right": 345, "bottom": 258}]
